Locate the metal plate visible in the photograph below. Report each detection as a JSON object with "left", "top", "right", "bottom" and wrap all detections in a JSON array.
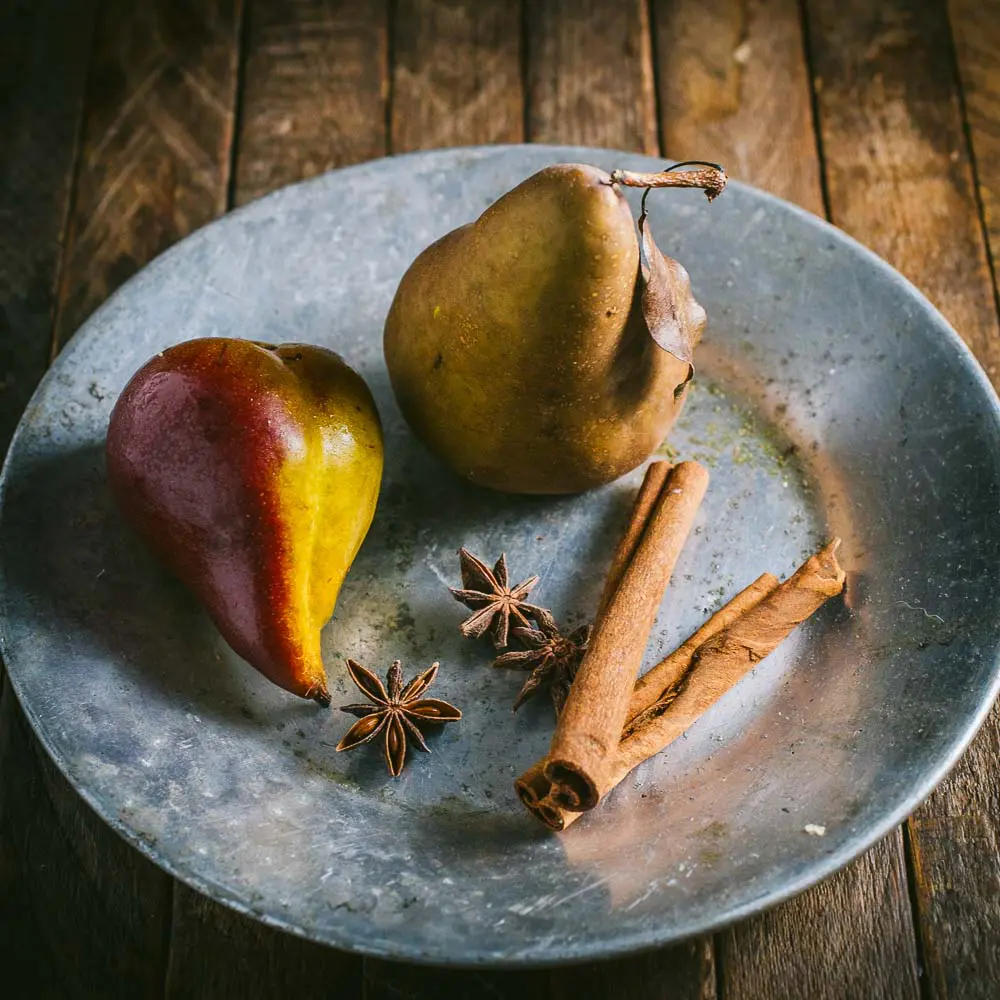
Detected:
[{"left": 2, "top": 145, "right": 1000, "bottom": 966}]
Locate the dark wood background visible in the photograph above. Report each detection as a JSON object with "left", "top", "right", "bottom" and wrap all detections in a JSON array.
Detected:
[{"left": 1, "top": 0, "right": 998, "bottom": 996}]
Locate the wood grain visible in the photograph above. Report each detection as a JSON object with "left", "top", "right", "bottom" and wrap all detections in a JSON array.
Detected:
[
  {"left": 365, "top": 941, "right": 715, "bottom": 1000},
  {"left": 53, "top": 0, "right": 243, "bottom": 348},
  {"left": 1, "top": 689, "right": 172, "bottom": 996},
  {"left": 549, "top": 940, "right": 717, "bottom": 1000},
  {"left": 391, "top": 0, "right": 523, "bottom": 152},
  {"left": 908, "top": 732, "right": 1000, "bottom": 998},
  {"left": 0, "top": 683, "right": 65, "bottom": 996},
  {"left": 526, "top": 0, "right": 659, "bottom": 152},
  {"left": 7, "top": 1, "right": 246, "bottom": 994},
  {"left": 807, "top": 0, "right": 1000, "bottom": 993},
  {"left": 0, "top": 0, "right": 97, "bottom": 991},
  {"left": 364, "top": 965, "right": 551, "bottom": 1000},
  {"left": 365, "top": 4, "right": 713, "bottom": 996},
  {"left": 807, "top": 0, "right": 1000, "bottom": 380},
  {"left": 0, "top": 684, "right": 12, "bottom": 918},
  {"left": 652, "top": 0, "right": 825, "bottom": 214},
  {"left": 720, "top": 836, "right": 920, "bottom": 999},
  {"left": 950, "top": 0, "right": 1000, "bottom": 294},
  {"left": 164, "top": 883, "right": 361, "bottom": 998},
  {"left": 0, "top": 0, "right": 96, "bottom": 464},
  {"left": 157, "top": 0, "right": 391, "bottom": 992},
  {"left": 235, "top": 0, "right": 389, "bottom": 205},
  {"left": 653, "top": 3, "right": 923, "bottom": 996}
]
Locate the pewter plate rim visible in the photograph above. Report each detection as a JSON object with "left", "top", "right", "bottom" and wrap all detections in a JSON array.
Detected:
[{"left": 2, "top": 144, "right": 1000, "bottom": 967}]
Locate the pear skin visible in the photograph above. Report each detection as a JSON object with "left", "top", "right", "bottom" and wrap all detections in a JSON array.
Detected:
[
  {"left": 383, "top": 163, "right": 704, "bottom": 494},
  {"left": 105, "top": 339, "right": 383, "bottom": 704}
]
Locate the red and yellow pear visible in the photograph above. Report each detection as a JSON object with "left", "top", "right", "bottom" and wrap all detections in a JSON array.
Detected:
[{"left": 105, "top": 338, "right": 383, "bottom": 705}]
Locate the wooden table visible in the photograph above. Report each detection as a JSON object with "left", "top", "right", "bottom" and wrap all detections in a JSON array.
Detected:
[{"left": 2, "top": 1, "right": 998, "bottom": 996}]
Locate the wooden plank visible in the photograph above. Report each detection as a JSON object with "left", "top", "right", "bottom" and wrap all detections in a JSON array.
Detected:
[
  {"left": 908, "top": 724, "right": 1000, "bottom": 998},
  {"left": 156, "top": 1, "right": 388, "bottom": 992},
  {"left": 950, "top": 0, "right": 1000, "bottom": 294},
  {"left": 53, "top": 0, "right": 244, "bottom": 349},
  {"left": 364, "top": 941, "right": 714, "bottom": 1000},
  {"left": 2, "top": 1, "right": 245, "bottom": 994},
  {"left": 235, "top": 0, "right": 389, "bottom": 206},
  {"left": 653, "top": 3, "right": 921, "bottom": 996},
  {"left": 164, "top": 883, "right": 363, "bottom": 998},
  {"left": 805, "top": 0, "right": 1000, "bottom": 994},
  {"left": 526, "top": 0, "right": 659, "bottom": 152},
  {"left": 0, "top": 0, "right": 97, "bottom": 993},
  {"left": 548, "top": 940, "right": 717, "bottom": 1000},
  {"left": 0, "top": 684, "right": 65, "bottom": 998},
  {"left": 514, "top": 4, "right": 713, "bottom": 996},
  {"left": 364, "top": 965, "right": 551, "bottom": 1000},
  {"left": 651, "top": 0, "right": 825, "bottom": 214},
  {"left": 0, "top": 684, "right": 11, "bottom": 899},
  {"left": 807, "top": 0, "right": 1000, "bottom": 379},
  {"left": 720, "top": 836, "right": 920, "bottom": 999},
  {"left": 1, "top": 687, "right": 173, "bottom": 996},
  {"left": 391, "top": 0, "right": 523, "bottom": 152},
  {"left": 0, "top": 0, "right": 96, "bottom": 466},
  {"left": 364, "top": 4, "right": 713, "bottom": 997}
]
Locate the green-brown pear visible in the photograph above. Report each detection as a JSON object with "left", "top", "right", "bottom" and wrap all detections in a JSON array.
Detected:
[{"left": 383, "top": 161, "right": 725, "bottom": 494}]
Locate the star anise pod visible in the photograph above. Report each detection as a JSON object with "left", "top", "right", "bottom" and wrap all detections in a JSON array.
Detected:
[
  {"left": 336, "top": 659, "right": 462, "bottom": 776},
  {"left": 449, "top": 548, "right": 552, "bottom": 648},
  {"left": 493, "top": 618, "right": 592, "bottom": 715}
]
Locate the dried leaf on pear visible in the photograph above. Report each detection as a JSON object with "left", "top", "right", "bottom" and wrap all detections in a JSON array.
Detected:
[{"left": 638, "top": 211, "right": 707, "bottom": 394}]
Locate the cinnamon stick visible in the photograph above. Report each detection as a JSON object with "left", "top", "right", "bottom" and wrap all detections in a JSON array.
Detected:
[
  {"left": 533, "top": 540, "right": 846, "bottom": 831},
  {"left": 514, "top": 761, "right": 550, "bottom": 809},
  {"left": 514, "top": 572, "right": 777, "bottom": 813},
  {"left": 544, "top": 461, "right": 709, "bottom": 811},
  {"left": 514, "top": 467, "right": 670, "bottom": 814},
  {"left": 595, "top": 461, "right": 671, "bottom": 620},
  {"left": 626, "top": 572, "right": 779, "bottom": 727}
]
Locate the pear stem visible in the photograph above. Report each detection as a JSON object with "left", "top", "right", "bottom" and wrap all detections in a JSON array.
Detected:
[
  {"left": 311, "top": 686, "right": 332, "bottom": 708},
  {"left": 609, "top": 161, "right": 728, "bottom": 206}
]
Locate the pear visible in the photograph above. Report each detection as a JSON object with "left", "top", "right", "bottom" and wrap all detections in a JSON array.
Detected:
[
  {"left": 384, "top": 161, "right": 725, "bottom": 494},
  {"left": 105, "top": 339, "right": 383, "bottom": 705}
]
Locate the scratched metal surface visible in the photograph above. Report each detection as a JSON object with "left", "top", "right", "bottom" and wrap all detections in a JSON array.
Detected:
[{"left": 2, "top": 145, "right": 1000, "bottom": 965}]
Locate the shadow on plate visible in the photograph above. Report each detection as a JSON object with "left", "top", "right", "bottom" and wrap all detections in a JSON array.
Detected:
[{"left": 1, "top": 442, "right": 280, "bottom": 729}]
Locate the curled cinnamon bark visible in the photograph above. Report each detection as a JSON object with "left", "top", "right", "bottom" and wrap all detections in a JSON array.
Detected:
[
  {"left": 618, "top": 540, "right": 844, "bottom": 767},
  {"left": 527, "top": 541, "right": 845, "bottom": 831},
  {"left": 625, "top": 572, "right": 779, "bottom": 730},
  {"left": 544, "top": 462, "right": 709, "bottom": 812},
  {"left": 514, "top": 761, "right": 550, "bottom": 809},
  {"left": 515, "top": 572, "right": 777, "bottom": 815}
]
